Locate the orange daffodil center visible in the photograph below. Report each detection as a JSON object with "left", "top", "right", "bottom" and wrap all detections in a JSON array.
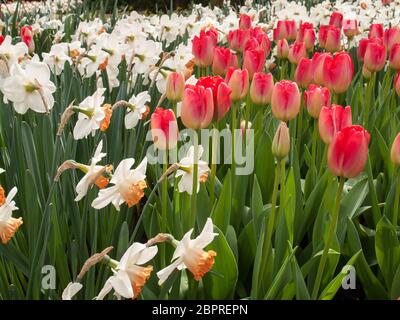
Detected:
[{"left": 0, "top": 183, "right": 22, "bottom": 245}]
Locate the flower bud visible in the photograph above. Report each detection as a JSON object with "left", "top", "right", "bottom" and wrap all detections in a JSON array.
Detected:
[
  {"left": 250, "top": 72, "right": 274, "bottom": 105},
  {"left": 288, "top": 41, "right": 306, "bottom": 65},
  {"left": 225, "top": 68, "right": 249, "bottom": 101},
  {"left": 384, "top": 26, "right": 400, "bottom": 52},
  {"left": 277, "top": 39, "right": 289, "bottom": 59},
  {"left": 304, "top": 84, "right": 331, "bottom": 119},
  {"left": 318, "top": 104, "right": 352, "bottom": 144},
  {"left": 166, "top": 71, "right": 185, "bottom": 102},
  {"left": 239, "top": 14, "right": 252, "bottom": 30},
  {"left": 212, "top": 46, "right": 238, "bottom": 76},
  {"left": 243, "top": 48, "right": 266, "bottom": 79},
  {"left": 390, "top": 133, "right": 400, "bottom": 166},
  {"left": 363, "top": 41, "right": 386, "bottom": 72},
  {"left": 322, "top": 52, "right": 354, "bottom": 94},
  {"left": 271, "top": 80, "right": 301, "bottom": 121},
  {"left": 329, "top": 11, "right": 343, "bottom": 29},
  {"left": 181, "top": 85, "right": 214, "bottom": 129},
  {"left": 389, "top": 44, "right": 400, "bottom": 69},
  {"left": 151, "top": 107, "right": 178, "bottom": 150},
  {"left": 272, "top": 121, "right": 290, "bottom": 160},
  {"left": 343, "top": 19, "right": 358, "bottom": 39},
  {"left": 294, "top": 57, "right": 313, "bottom": 89},
  {"left": 369, "top": 24, "right": 383, "bottom": 39}
]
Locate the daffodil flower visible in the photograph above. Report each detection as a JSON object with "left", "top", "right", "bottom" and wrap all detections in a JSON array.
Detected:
[
  {"left": 0, "top": 187, "right": 22, "bottom": 245},
  {"left": 124, "top": 91, "right": 150, "bottom": 129},
  {"left": 62, "top": 282, "right": 83, "bottom": 300}
]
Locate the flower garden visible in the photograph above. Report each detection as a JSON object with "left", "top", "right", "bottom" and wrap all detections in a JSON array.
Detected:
[{"left": 0, "top": 0, "right": 400, "bottom": 300}]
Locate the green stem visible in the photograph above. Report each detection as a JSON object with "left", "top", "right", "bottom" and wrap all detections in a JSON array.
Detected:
[
  {"left": 311, "top": 120, "right": 318, "bottom": 184},
  {"left": 231, "top": 102, "right": 237, "bottom": 183},
  {"left": 364, "top": 72, "right": 376, "bottom": 129},
  {"left": 210, "top": 124, "right": 217, "bottom": 206},
  {"left": 191, "top": 140, "right": 199, "bottom": 228},
  {"left": 393, "top": 168, "right": 400, "bottom": 227},
  {"left": 296, "top": 91, "right": 304, "bottom": 153},
  {"left": 318, "top": 143, "right": 328, "bottom": 178},
  {"left": 161, "top": 149, "right": 169, "bottom": 268},
  {"left": 311, "top": 176, "right": 345, "bottom": 300}
]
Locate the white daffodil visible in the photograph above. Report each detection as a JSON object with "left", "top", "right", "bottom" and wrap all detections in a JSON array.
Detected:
[
  {"left": 124, "top": 91, "right": 150, "bottom": 129},
  {"left": 0, "top": 187, "right": 22, "bottom": 245},
  {"left": 42, "top": 43, "right": 72, "bottom": 75},
  {"left": 77, "top": 45, "right": 108, "bottom": 78},
  {"left": 73, "top": 88, "right": 110, "bottom": 140},
  {"left": 0, "top": 35, "right": 28, "bottom": 71},
  {"left": 132, "top": 40, "right": 162, "bottom": 74},
  {"left": 97, "top": 242, "right": 157, "bottom": 300},
  {"left": 157, "top": 218, "right": 217, "bottom": 285},
  {"left": 62, "top": 282, "right": 83, "bottom": 300},
  {"left": 176, "top": 145, "right": 210, "bottom": 195},
  {"left": 91, "top": 157, "right": 147, "bottom": 211},
  {"left": 75, "top": 141, "right": 111, "bottom": 201},
  {"left": 1, "top": 62, "right": 56, "bottom": 114}
]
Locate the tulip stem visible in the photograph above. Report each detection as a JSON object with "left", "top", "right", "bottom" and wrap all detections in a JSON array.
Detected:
[
  {"left": 364, "top": 72, "right": 376, "bottom": 129},
  {"left": 161, "top": 149, "right": 169, "bottom": 268},
  {"left": 311, "top": 120, "right": 318, "bottom": 184},
  {"left": 210, "top": 124, "right": 218, "bottom": 206},
  {"left": 296, "top": 92, "right": 304, "bottom": 152},
  {"left": 191, "top": 138, "right": 199, "bottom": 227},
  {"left": 231, "top": 102, "right": 237, "bottom": 184},
  {"left": 311, "top": 176, "right": 345, "bottom": 300},
  {"left": 393, "top": 168, "right": 400, "bottom": 227}
]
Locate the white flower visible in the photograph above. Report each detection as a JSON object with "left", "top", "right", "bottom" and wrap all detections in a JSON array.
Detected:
[
  {"left": 62, "top": 282, "right": 83, "bottom": 300},
  {"left": 0, "top": 35, "right": 28, "bottom": 71},
  {"left": 97, "top": 242, "right": 158, "bottom": 300},
  {"left": 75, "top": 141, "right": 108, "bottom": 201},
  {"left": 157, "top": 218, "right": 217, "bottom": 285},
  {"left": 77, "top": 45, "right": 108, "bottom": 78},
  {"left": 73, "top": 88, "right": 107, "bottom": 140},
  {"left": 91, "top": 157, "right": 147, "bottom": 211},
  {"left": 176, "top": 145, "right": 210, "bottom": 195},
  {"left": 125, "top": 91, "right": 150, "bottom": 129},
  {"left": 42, "top": 43, "right": 71, "bottom": 75},
  {"left": 1, "top": 62, "right": 56, "bottom": 114},
  {"left": 0, "top": 187, "right": 22, "bottom": 245},
  {"left": 132, "top": 40, "right": 162, "bottom": 74}
]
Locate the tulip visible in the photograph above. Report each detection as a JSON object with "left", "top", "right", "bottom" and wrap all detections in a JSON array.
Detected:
[
  {"left": 369, "top": 24, "right": 383, "bottom": 39},
  {"left": 328, "top": 125, "right": 370, "bottom": 178},
  {"left": 243, "top": 48, "right": 266, "bottom": 79},
  {"left": 288, "top": 41, "right": 306, "bottom": 65},
  {"left": 225, "top": 68, "right": 249, "bottom": 101},
  {"left": 181, "top": 85, "right": 214, "bottom": 129},
  {"left": 297, "top": 23, "right": 316, "bottom": 51},
  {"left": 391, "top": 133, "right": 400, "bottom": 166},
  {"left": 273, "top": 20, "right": 296, "bottom": 42},
  {"left": 389, "top": 44, "right": 400, "bottom": 69},
  {"left": 312, "top": 52, "right": 331, "bottom": 85},
  {"left": 151, "top": 107, "right": 178, "bottom": 150},
  {"left": 254, "top": 30, "right": 271, "bottom": 57},
  {"left": 363, "top": 41, "right": 386, "bottom": 72},
  {"left": 244, "top": 37, "right": 260, "bottom": 51},
  {"left": 239, "top": 14, "right": 252, "bottom": 30},
  {"left": 395, "top": 70, "right": 400, "bottom": 97},
  {"left": 212, "top": 46, "right": 238, "bottom": 76},
  {"left": 322, "top": 52, "right": 354, "bottom": 94},
  {"left": 294, "top": 57, "right": 313, "bottom": 89},
  {"left": 304, "top": 84, "right": 331, "bottom": 119},
  {"left": 192, "top": 33, "right": 215, "bottom": 67},
  {"left": 318, "top": 104, "right": 352, "bottom": 144},
  {"left": 272, "top": 121, "right": 290, "bottom": 160},
  {"left": 21, "top": 25, "right": 34, "bottom": 53},
  {"left": 196, "top": 76, "right": 232, "bottom": 121},
  {"left": 329, "top": 11, "right": 343, "bottom": 29},
  {"left": 323, "top": 25, "right": 341, "bottom": 53},
  {"left": 277, "top": 39, "right": 289, "bottom": 59},
  {"left": 227, "top": 29, "right": 250, "bottom": 52},
  {"left": 357, "top": 37, "right": 383, "bottom": 61},
  {"left": 384, "top": 26, "right": 400, "bottom": 52},
  {"left": 343, "top": 19, "right": 358, "bottom": 39},
  {"left": 382, "top": 0, "right": 393, "bottom": 4},
  {"left": 250, "top": 72, "right": 274, "bottom": 105},
  {"left": 166, "top": 71, "right": 185, "bottom": 102},
  {"left": 271, "top": 80, "right": 301, "bottom": 121}
]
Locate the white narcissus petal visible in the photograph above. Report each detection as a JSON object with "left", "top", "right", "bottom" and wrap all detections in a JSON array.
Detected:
[
  {"left": 135, "top": 245, "right": 158, "bottom": 266},
  {"left": 96, "top": 278, "right": 113, "bottom": 300},
  {"left": 124, "top": 111, "right": 140, "bottom": 129},
  {"left": 109, "top": 271, "right": 134, "bottom": 299},
  {"left": 192, "top": 218, "right": 218, "bottom": 249},
  {"left": 119, "top": 242, "right": 147, "bottom": 269},
  {"left": 91, "top": 185, "right": 120, "bottom": 210},
  {"left": 62, "top": 282, "right": 83, "bottom": 300},
  {"left": 157, "top": 259, "right": 182, "bottom": 286},
  {"left": 172, "top": 229, "right": 194, "bottom": 261},
  {"left": 110, "top": 158, "right": 135, "bottom": 184}
]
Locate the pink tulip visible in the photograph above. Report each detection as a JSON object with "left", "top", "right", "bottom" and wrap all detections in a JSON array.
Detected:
[
  {"left": 329, "top": 11, "right": 343, "bottom": 29},
  {"left": 228, "top": 29, "right": 251, "bottom": 52},
  {"left": 192, "top": 33, "right": 216, "bottom": 67},
  {"left": 250, "top": 72, "right": 274, "bottom": 105},
  {"left": 384, "top": 26, "right": 400, "bottom": 52},
  {"left": 369, "top": 24, "right": 383, "bottom": 39},
  {"left": 277, "top": 39, "right": 289, "bottom": 59},
  {"left": 253, "top": 28, "right": 271, "bottom": 57},
  {"left": 343, "top": 19, "right": 358, "bottom": 39},
  {"left": 357, "top": 37, "right": 384, "bottom": 61},
  {"left": 288, "top": 41, "right": 307, "bottom": 65},
  {"left": 391, "top": 133, "right": 400, "bottom": 166},
  {"left": 239, "top": 14, "right": 252, "bottom": 30},
  {"left": 297, "top": 22, "right": 316, "bottom": 51},
  {"left": 273, "top": 20, "right": 296, "bottom": 42},
  {"left": 320, "top": 25, "right": 341, "bottom": 53},
  {"left": 328, "top": 125, "right": 370, "bottom": 178},
  {"left": 312, "top": 52, "right": 332, "bottom": 85},
  {"left": 212, "top": 46, "right": 238, "bottom": 76},
  {"left": 389, "top": 43, "right": 400, "bottom": 69},
  {"left": 322, "top": 52, "right": 354, "bottom": 94},
  {"left": 304, "top": 84, "right": 331, "bottom": 119},
  {"left": 363, "top": 41, "right": 386, "bottom": 72},
  {"left": 318, "top": 104, "right": 352, "bottom": 144},
  {"left": 294, "top": 57, "right": 313, "bottom": 89},
  {"left": 225, "top": 68, "right": 249, "bottom": 101},
  {"left": 181, "top": 85, "right": 214, "bottom": 129},
  {"left": 271, "top": 80, "right": 301, "bottom": 121},
  {"left": 166, "top": 71, "right": 185, "bottom": 102},
  {"left": 151, "top": 108, "right": 178, "bottom": 150},
  {"left": 21, "top": 25, "right": 34, "bottom": 53},
  {"left": 243, "top": 48, "right": 266, "bottom": 79}
]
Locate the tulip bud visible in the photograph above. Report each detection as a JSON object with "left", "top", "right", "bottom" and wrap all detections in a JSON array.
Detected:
[
  {"left": 395, "top": 70, "right": 400, "bottom": 97},
  {"left": 250, "top": 72, "right": 274, "bottom": 105},
  {"left": 212, "top": 46, "right": 238, "bottom": 76},
  {"left": 243, "top": 48, "right": 266, "bottom": 79},
  {"left": 364, "top": 41, "right": 386, "bottom": 72},
  {"left": 322, "top": 52, "right": 354, "bottom": 94},
  {"left": 304, "top": 84, "right": 331, "bottom": 119},
  {"left": 192, "top": 33, "right": 216, "bottom": 67},
  {"left": 357, "top": 37, "right": 383, "bottom": 61},
  {"left": 21, "top": 25, "right": 35, "bottom": 53},
  {"left": 343, "top": 19, "right": 358, "bottom": 39},
  {"left": 181, "top": 85, "right": 214, "bottom": 129},
  {"left": 225, "top": 68, "right": 249, "bottom": 101},
  {"left": 254, "top": 30, "right": 271, "bottom": 57},
  {"left": 297, "top": 22, "right": 315, "bottom": 51},
  {"left": 166, "top": 71, "right": 185, "bottom": 102},
  {"left": 239, "top": 14, "right": 252, "bottom": 30},
  {"left": 294, "top": 57, "right": 313, "bottom": 89},
  {"left": 384, "top": 26, "right": 400, "bottom": 52},
  {"left": 272, "top": 121, "right": 290, "bottom": 160},
  {"left": 328, "top": 125, "right": 370, "bottom": 178},
  {"left": 318, "top": 105, "right": 352, "bottom": 144},
  {"left": 288, "top": 41, "right": 306, "bottom": 65},
  {"left": 228, "top": 29, "right": 250, "bottom": 52},
  {"left": 324, "top": 25, "right": 341, "bottom": 53},
  {"left": 277, "top": 39, "right": 289, "bottom": 59},
  {"left": 271, "top": 80, "right": 301, "bottom": 121},
  {"left": 389, "top": 44, "right": 400, "bottom": 69},
  {"left": 151, "top": 107, "right": 178, "bottom": 150},
  {"left": 312, "top": 52, "right": 331, "bottom": 85},
  {"left": 369, "top": 24, "right": 383, "bottom": 39},
  {"left": 329, "top": 11, "right": 343, "bottom": 29},
  {"left": 390, "top": 133, "right": 400, "bottom": 166}
]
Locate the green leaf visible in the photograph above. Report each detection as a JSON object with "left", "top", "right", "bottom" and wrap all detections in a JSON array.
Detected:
[{"left": 211, "top": 170, "right": 231, "bottom": 234}]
